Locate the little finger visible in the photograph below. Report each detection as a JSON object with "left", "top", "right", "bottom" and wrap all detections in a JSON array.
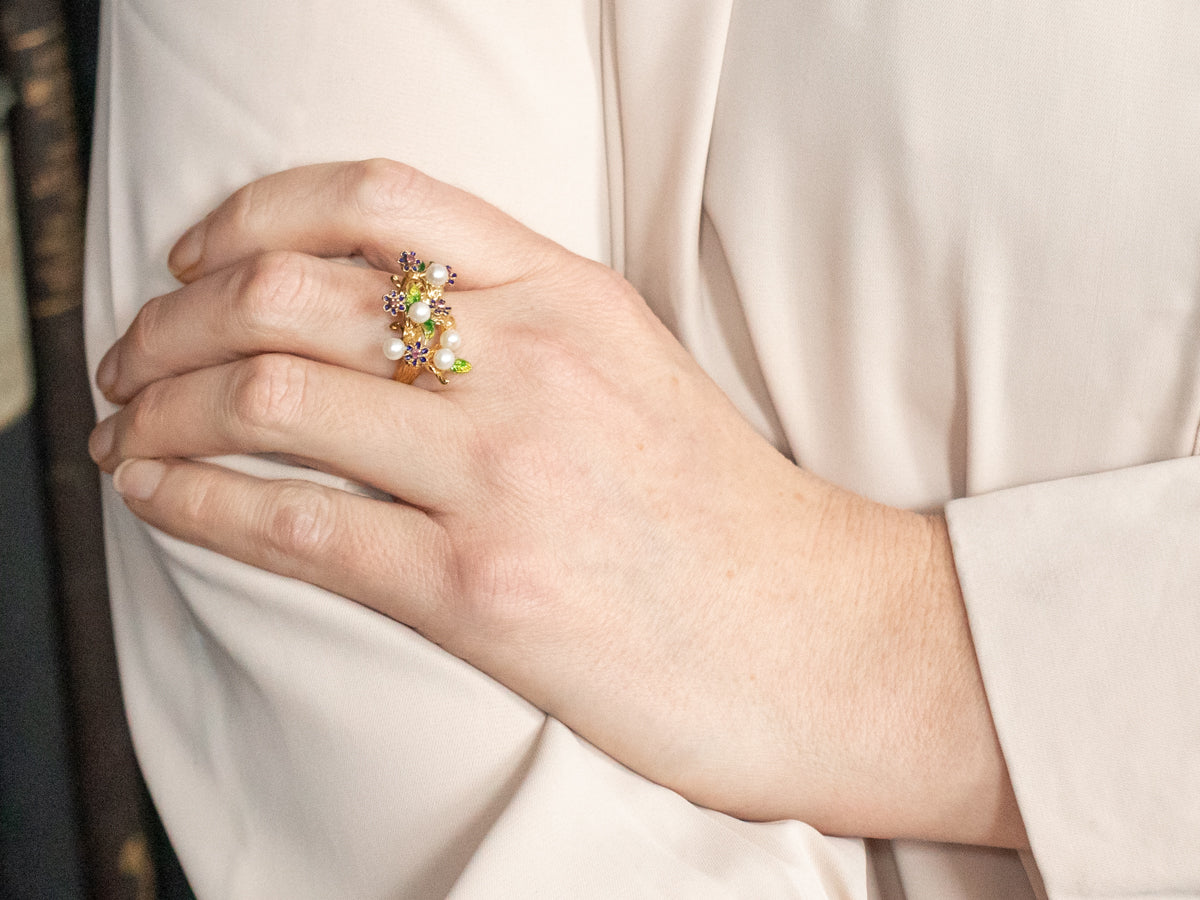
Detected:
[{"left": 112, "top": 457, "right": 446, "bottom": 632}]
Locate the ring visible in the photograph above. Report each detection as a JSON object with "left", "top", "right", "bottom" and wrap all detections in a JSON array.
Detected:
[{"left": 382, "top": 251, "right": 470, "bottom": 385}]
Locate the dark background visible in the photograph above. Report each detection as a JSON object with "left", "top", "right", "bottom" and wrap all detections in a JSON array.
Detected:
[{"left": 2, "top": 1, "right": 194, "bottom": 897}]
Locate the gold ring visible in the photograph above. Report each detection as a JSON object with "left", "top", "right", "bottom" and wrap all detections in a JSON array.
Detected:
[{"left": 382, "top": 251, "right": 470, "bottom": 385}]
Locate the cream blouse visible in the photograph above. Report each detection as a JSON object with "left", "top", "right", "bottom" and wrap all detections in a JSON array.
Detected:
[{"left": 87, "top": 1, "right": 1199, "bottom": 896}]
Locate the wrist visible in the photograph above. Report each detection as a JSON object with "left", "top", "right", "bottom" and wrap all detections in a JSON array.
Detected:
[{"left": 781, "top": 485, "right": 1027, "bottom": 846}]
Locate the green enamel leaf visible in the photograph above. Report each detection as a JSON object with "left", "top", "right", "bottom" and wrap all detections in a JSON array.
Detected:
[
  {"left": 423, "top": 320, "right": 436, "bottom": 338},
  {"left": 452, "top": 359, "right": 472, "bottom": 374},
  {"left": 407, "top": 285, "right": 422, "bottom": 304},
  {"left": 416, "top": 261, "right": 426, "bottom": 272}
]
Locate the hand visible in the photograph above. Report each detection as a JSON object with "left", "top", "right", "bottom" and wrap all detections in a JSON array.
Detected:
[{"left": 89, "top": 160, "right": 1025, "bottom": 847}]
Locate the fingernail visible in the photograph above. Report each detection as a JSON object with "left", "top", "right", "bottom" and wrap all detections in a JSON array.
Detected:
[
  {"left": 168, "top": 220, "right": 207, "bottom": 279},
  {"left": 113, "top": 458, "right": 166, "bottom": 502},
  {"left": 88, "top": 417, "right": 115, "bottom": 464},
  {"left": 97, "top": 345, "right": 119, "bottom": 396}
]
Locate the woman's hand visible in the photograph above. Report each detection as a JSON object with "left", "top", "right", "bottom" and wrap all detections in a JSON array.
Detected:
[{"left": 89, "top": 160, "right": 1024, "bottom": 847}]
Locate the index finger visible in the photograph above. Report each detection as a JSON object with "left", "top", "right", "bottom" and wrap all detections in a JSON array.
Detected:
[{"left": 168, "top": 159, "right": 557, "bottom": 289}]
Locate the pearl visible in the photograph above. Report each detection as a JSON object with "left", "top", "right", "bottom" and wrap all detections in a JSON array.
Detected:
[
  {"left": 425, "top": 263, "right": 450, "bottom": 286},
  {"left": 383, "top": 336, "right": 406, "bottom": 360},
  {"left": 439, "top": 329, "right": 462, "bottom": 351},
  {"left": 408, "top": 300, "right": 431, "bottom": 324},
  {"left": 433, "top": 348, "right": 457, "bottom": 371}
]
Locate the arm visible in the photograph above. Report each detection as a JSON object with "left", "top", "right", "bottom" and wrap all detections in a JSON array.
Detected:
[
  {"left": 86, "top": 3, "right": 870, "bottom": 896},
  {"left": 90, "top": 159, "right": 1025, "bottom": 849}
]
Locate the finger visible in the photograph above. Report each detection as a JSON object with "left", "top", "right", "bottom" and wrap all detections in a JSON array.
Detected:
[
  {"left": 91, "top": 354, "right": 470, "bottom": 510},
  {"left": 168, "top": 159, "right": 558, "bottom": 288},
  {"left": 100, "top": 248, "right": 495, "bottom": 405},
  {"left": 100, "top": 251, "right": 397, "bottom": 403},
  {"left": 111, "top": 456, "right": 445, "bottom": 632}
]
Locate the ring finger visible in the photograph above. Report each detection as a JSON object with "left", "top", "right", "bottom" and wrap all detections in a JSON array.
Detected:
[{"left": 100, "top": 250, "right": 482, "bottom": 404}]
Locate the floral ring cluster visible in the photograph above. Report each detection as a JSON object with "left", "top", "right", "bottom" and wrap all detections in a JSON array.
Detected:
[{"left": 382, "top": 251, "right": 470, "bottom": 385}]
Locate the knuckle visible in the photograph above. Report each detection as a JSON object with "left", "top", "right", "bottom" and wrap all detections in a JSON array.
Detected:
[
  {"left": 260, "top": 481, "right": 335, "bottom": 562},
  {"left": 224, "top": 179, "right": 260, "bottom": 236},
  {"left": 464, "top": 409, "right": 575, "bottom": 509},
  {"left": 177, "top": 465, "right": 225, "bottom": 530},
  {"left": 230, "top": 353, "right": 310, "bottom": 436},
  {"left": 522, "top": 332, "right": 602, "bottom": 404},
  {"left": 350, "top": 158, "right": 428, "bottom": 225},
  {"left": 235, "top": 250, "right": 313, "bottom": 334},
  {"left": 444, "top": 546, "right": 548, "bottom": 645},
  {"left": 125, "top": 295, "right": 169, "bottom": 361},
  {"left": 123, "top": 378, "right": 169, "bottom": 440},
  {"left": 579, "top": 261, "right": 640, "bottom": 315},
  {"left": 598, "top": 266, "right": 640, "bottom": 311}
]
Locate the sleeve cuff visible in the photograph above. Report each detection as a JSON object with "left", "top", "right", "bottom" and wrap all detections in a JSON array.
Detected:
[{"left": 946, "top": 457, "right": 1200, "bottom": 898}]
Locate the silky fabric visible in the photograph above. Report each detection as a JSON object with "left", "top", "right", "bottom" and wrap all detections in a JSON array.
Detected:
[{"left": 85, "top": 1, "right": 1199, "bottom": 897}]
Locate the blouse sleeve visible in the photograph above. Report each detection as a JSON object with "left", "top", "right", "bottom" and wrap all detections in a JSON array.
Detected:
[{"left": 947, "top": 457, "right": 1200, "bottom": 898}]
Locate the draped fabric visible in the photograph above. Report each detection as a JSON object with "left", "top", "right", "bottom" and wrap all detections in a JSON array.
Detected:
[{"left": 86, "top": 1, "right": 1200, "bottom": 896}]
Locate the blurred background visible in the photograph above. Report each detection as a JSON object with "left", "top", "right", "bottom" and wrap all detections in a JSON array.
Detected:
[{"left": 1, "top": 1, "right": 193, "bottom": 897}]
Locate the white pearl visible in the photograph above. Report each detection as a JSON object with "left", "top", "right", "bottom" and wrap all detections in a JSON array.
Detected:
[
  {"left": 433, "top": 348, "right": 457, "bottom": 371},
  {"left": 439, "top": 329, "right": 462, "bottom": 351},
  {"left": 425, "top": 263, "right": 450, "bottom": 286},
  {"left": 383, "top": 336, "right": 406, "bottom": 360},
  {"left": 408, "top": 300, "right": 431, "bottom": 324}
]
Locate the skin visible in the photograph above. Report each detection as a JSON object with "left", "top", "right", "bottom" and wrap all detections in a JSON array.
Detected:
[{"left": 89, "top": 159, "right": 1027, "bottom": 848}]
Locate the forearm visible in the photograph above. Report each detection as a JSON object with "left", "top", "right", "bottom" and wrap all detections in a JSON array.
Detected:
[{"left": 722, "top": 471, "right": 1026, "bottom": 846}]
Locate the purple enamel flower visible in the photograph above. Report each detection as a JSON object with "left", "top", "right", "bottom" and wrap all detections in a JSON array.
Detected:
[
  {"left": 383, "top": 289, "right": 405, "bottom": 316},
  {"left": 398, "top": 251, "right": 423, "bottom": 273},
  {"left": 429, "top": 293, "right": 452, "bottom": 322},
  {"left": 404, "top": 340, "right": 431, "bottom": 367}
]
